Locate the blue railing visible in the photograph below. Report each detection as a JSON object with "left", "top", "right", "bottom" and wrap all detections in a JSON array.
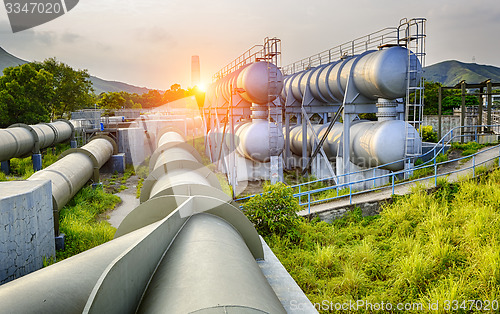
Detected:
[
  {"left": 293, "top": 144, "right": 500, "bottom": 214},
  {"left": 235, "top": 124, "right": 500, "bottom": 211}
]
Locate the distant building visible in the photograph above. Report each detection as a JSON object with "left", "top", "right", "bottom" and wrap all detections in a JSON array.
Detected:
[
  {"left": 483, "top": 94, "right": 500, "bottom": 107},
  {"left": 191, "top": 56, "right": 200, "bottom": 87}
]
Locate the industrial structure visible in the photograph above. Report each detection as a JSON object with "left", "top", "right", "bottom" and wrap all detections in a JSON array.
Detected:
[
  {"left": 0, "top": 124, "right": 312, "bottom": 313},
  {"left": 0, "top": 17, "right": 437, "bottom": 313},
  {"left": 204, "top": 18, "right": 426, "bottom": 194},
  {"left": 191, "top": 55, "right": 201, "bottom": 87},
  {"left": 0, "top": 120, "right": 76, "bottom": 174}
]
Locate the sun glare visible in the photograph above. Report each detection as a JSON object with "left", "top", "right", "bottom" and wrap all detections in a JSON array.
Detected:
[{"left": 197, "top": 83, "right": 207, "bottom": 92}]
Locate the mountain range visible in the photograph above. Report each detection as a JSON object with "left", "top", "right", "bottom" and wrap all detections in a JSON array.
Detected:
[
  {"left": 0, "top": 47, "right": 150, "bottom": 95},
  {"left": 423, "top": 60, "right": 500, "bottom": 86}
]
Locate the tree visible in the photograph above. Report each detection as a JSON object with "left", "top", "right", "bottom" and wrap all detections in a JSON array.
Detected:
[
  {"left": 441, "top": 94, "right": 479, "bottom": 115},
  {"left": 96, "top": 92, "right": 126, "bottom": 110},
  {"left": 0, "top": 63, "right": 54, "bottom": 128},
  {"left": 33, "top": 58, "right": 94, "bottom": 119}
]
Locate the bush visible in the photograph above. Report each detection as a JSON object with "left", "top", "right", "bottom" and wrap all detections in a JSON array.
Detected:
[
  {"left": 419, "top": 125, "right": 438, "bottom": 143},
  {"left": 267, "top": 169, "right": 500, "bottom": 313},
  {"left": 243, "top": 182, "right": 302, "bottom": 240}
]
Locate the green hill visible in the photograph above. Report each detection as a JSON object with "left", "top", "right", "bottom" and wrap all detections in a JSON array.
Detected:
[
  {"left": 0, "top": 46, "right": 151, "bottom": 95},
  {"left": 424, "top": 60, "right": 500, "bottom": 86},
  {"left": 0, "top": 47, "right": 28, "bottom": 70}
]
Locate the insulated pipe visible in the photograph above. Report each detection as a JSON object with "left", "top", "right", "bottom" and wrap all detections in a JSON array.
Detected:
[
  {"left": 27, "top": 136, "right": 116, "bottom": 236},
  {"left": 141, "top": 129, "right": 226, "bottom": 203},
  {"left": 137, "top": 214, "right": 285, "bottom": 314},
  {"left": 282, "top": 46, "right": 421, "bottom": 103},
  {"left": 0, "top": 127, "right": 286, "bottom": 313},
  {"left": 28, "top": 137, "right": 115, "bottom": 211},
  {"left": 289, "top": 120, "right": 422, "bottom": 171},
  {"left": 0, "top": 120, "right": 74, "bottom": 162}
]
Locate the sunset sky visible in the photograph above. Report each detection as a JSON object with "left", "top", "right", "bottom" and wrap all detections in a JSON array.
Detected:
[{"left": 0, "top": 0, "right": 499, "bottom": 91}]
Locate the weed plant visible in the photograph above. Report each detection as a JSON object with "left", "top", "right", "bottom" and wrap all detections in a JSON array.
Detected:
[
  {"left": 252, "top": 170, "right": 500, "bottom": 313},
  {"left": 57, "top": 186, "right": 120, "bottom": 261}
]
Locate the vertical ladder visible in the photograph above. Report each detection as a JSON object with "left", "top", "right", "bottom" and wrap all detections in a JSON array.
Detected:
[
  {"left": 400, "top": 19, "right": 426, "bottom": 161},
  {"left": 264, "top": 38, "right": 282, "bottom": 183}
]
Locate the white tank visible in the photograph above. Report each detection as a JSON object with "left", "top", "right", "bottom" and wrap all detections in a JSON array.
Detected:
[
  {"left": 229, "top": 121, "right": 285, "bottom": 162},
  {"left": 237, "top": 62, "right": 284, "bottom": 104},
  {"left": 288, "top": 120, "right": 421, "bottom": 171},
  {"left": 283, "top": 46, "right": 422, "bottom": 103}
]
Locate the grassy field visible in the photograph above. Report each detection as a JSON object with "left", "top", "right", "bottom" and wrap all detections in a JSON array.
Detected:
[
  {"left": 56, "top": 186, "right": 120, "bottom": 261},
  {"left": 245, "top": 170, "right": 500, "bottom": 313}
]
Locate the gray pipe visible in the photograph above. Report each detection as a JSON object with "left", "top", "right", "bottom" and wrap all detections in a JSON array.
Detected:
[
  {"left": 0, "top": 126, "right": 286, "bottom": 314},
  {"left": 0, "top": 120, "right": 74, "bottom": 162},
  {"left": 137, "top": 214, "right": 285, "bottom": 314},
  {"left": 27, "top": 136, "right": 115, "bottom": 236},
  {"left": 28, "top": 137, "right": 114, "bottom": 211},
  {"left": 0, "top": 225, "right": 154, "bottom": 314}
]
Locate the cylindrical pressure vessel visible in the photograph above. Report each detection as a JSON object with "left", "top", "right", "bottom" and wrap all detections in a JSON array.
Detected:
[
  {"left": 288, "top": 120, "right": 421, "bottom": 171},
  {"left": 206, "top": 62, "right": 283, "bottom": 109},
  {"left": 283, "top": 46, "right": 421, "bottom": 103},
  {"left": 232, "top": 121, "right": 285, "bottom": 162}
]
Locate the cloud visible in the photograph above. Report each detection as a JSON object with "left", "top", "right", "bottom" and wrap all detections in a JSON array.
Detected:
[{"left": 133, "top": 26, "right": 177, "bottom": 47}]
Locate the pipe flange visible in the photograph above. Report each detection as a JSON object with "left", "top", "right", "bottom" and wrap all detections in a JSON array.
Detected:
[
  {"left": 55, "top": 119, "right": 76, "bottom": 141},
  {"left": 140, "top": 160, "right": 222, "bottom": 203},
  {"left": 157, "top": 126, "right": 186, "bottom": 142},
  {"left": 8, "top": 123, "right": 40, "bottom": 154},
  {"left": 114, "top": 195, "right": 263, "bottom": 259},
  {"left": 89, "top": 134, "right": 118, "bottom": 155},
  {"left": 40, "top": 122, "right": 59, "bottom": 144},
  {"left": 59, "top": 147, "right": 101, "bottom": 183},
  {"left": 149, "top": 141, "right": 204, "bottom": 173}
]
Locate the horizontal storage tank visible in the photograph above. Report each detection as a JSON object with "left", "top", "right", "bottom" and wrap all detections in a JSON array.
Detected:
[
  {"left": 223, "top": 121, "right": 285, "bottom": 163},
  {"left": 289, "top": 120, "right": 421, "bottom": 171},
  {"left": 206, "top": 61, "right": 284, "bottom": 108},
  {"left": 282, "top": 46, "right": 421, "bottom": 103}
]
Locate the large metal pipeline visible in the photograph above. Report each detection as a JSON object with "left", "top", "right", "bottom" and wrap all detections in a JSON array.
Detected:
[
  {"left": 281, "top": 46, "right": 421, "bottom": 103},
  {"left": 0, "top": 127, "right": 286, "bottom": 313},
  {"left": 27, "top": 136, "right": 117, "bottom": 235},
  {"left": 0, "top": 120, "right": 74, "bottom": 162},
  {"left": 289, "top": 120, "right": 422, "bottom": 171}
]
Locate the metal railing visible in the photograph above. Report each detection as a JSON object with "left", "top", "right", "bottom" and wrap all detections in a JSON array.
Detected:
[
  {"left": 282, "top": 26, "right": 399, "bottom": 75},
  {"left": 294, "top": 143, "right": 499, "bottom": 214},
  {"left": 235, "top": 124, "right": 500, "bottom": 211}
]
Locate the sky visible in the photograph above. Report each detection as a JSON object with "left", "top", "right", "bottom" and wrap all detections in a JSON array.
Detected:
[{"left": 0, "top": 0, "right": 499, "bottom": 91}]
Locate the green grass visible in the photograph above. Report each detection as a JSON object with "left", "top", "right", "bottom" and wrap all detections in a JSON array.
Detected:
[
  {"left": 56, "top": 185, "right": 120, "bottom": 261},
  {"left": 0, "top": 144, "right": 70, "bottom": 181},
  {"left": 451, "top": 141, "right": 498, "bottom": 157},
  {"left": 262, "top": 169, "right": 500, "bottom": 313}
]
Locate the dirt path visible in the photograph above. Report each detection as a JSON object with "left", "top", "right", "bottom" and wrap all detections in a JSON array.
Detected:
[{"left": 102, "top": 173, "right": 141, "bottom": 228}]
